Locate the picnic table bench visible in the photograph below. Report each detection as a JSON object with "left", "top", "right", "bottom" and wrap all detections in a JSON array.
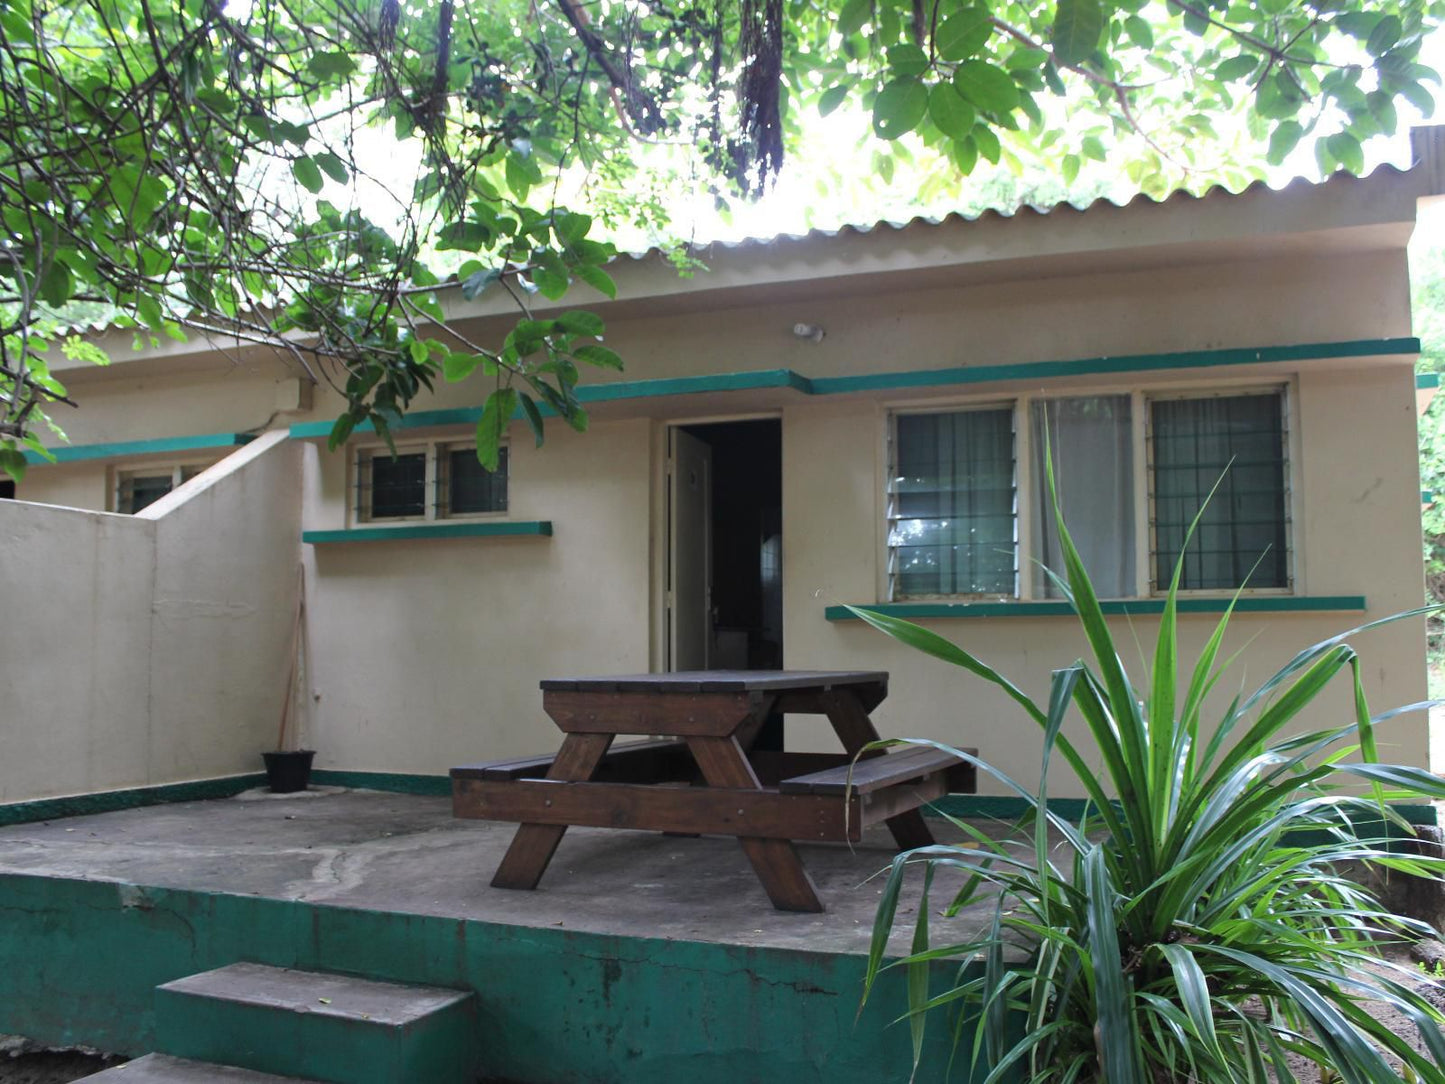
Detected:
[{"left": 451, "top": 670, "right": 976, "bottom": 912}]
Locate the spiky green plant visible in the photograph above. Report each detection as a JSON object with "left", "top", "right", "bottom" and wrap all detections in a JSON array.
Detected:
[{"left": 854, "top": 499, "right": 1445, "bottom": 1083}]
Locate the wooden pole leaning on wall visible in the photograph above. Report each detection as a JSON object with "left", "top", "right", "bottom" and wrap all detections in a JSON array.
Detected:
[{"left": 275, "top": 564, "right": 307, "bottom": 752}]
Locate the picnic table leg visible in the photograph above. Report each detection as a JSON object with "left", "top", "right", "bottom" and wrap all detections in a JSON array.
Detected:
[
  {"left": 686, "top": 735, "right": 824, "bottom": 913},
  {"left": 491, "top": 733, "right": 614, "bottom": 890},
  {"left": 820, "top": 690, "right": 936, "bottom": 852}
]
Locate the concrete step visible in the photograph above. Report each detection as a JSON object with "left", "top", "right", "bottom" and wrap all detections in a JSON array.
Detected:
[
  {"left": 154, "top": 963, "right": 479, "bottom": 1084},
  {"left": 81, "top": 1053, "right": 324, "bottom": 1082}
]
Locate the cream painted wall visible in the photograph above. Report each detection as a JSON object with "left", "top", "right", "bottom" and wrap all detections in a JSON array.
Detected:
[
  {"left": 0, "top": 432, "right": 301, "bottom": 802},
  {"left": 779, "top": 363, "right": 1429, "bottom": 795},
  {"left": 300, "top": 419, "right": 653, "bottom": 772}
]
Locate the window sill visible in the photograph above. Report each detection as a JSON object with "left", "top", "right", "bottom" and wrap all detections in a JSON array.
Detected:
[
  {"left": 303, "top": 521, "right": 552, "bottom": 544},
  {"left": 824, "top": 596, "right": 1367, "bottom": 620}
]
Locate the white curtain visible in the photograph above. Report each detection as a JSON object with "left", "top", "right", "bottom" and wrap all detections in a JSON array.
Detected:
[{"left": 1032, "top": 396, "right": 1134, "bottom": 598}]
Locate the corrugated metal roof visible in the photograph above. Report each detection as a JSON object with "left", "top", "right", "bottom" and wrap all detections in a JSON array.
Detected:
[{"left": 616, "top": 163, "right": 1411, "bottom": 260}]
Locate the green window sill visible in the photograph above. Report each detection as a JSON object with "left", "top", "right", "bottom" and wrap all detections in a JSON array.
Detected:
[
  {"left": 825, "top": 596, "right": 1368, "bottom": 621},
  {"left": 303, "top": 521, "right": 552, "bottom": 543}
]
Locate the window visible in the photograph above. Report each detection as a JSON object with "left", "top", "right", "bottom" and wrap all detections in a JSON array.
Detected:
[
  {"left": 114, "top": 464, "right": 205, "bottom": 514},
  {"left": 888, "top": 407, "right": 1017, "bottom": 598},
  {"left": 355, "top": 441, "right": 507, "bottom": 523},
  {"left": 887, "top": 385, "right": 1290, "bottom": 600},
  {"left": 1149, "top": 392, "right": 1289, "bottom": 591}
]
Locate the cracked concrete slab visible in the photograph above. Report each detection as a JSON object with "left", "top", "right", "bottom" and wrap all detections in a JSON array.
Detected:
[{"left": 0, "top": 789, "right": 1019, "bottom": 956}]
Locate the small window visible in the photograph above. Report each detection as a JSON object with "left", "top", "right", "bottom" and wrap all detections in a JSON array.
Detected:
[
  {"left": 356, "top": 441, "right": 507, "bottom": 523},
  {"left": 1149, "top": 390, "right": 1290, "bottom": 591},
  {"left": 888, "top": 407, "right": 1017, "bottom": 599},
  {"left": 439, "top": 444, "right": 507, "bottom": 516},
  {"left": 115, "top": 464, "right": 205, "bottom": 514}
]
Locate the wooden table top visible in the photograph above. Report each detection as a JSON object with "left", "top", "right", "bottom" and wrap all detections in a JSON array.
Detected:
[{"left": 539, "top": 669, "right": 889, "bottom": 694}]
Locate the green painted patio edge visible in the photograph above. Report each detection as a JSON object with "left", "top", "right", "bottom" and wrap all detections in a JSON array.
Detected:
[
  {"left": 309, "top": 769, "right": 452, "bottom": 795},
  {"left": 0, "top": 874, "right": 962, "bottom": 1082},
  {"left": 0, "top": 774, "right": 266, "bottom": 827},
  {"left": 825, "top": 595, "right": 1369, "bottom": 620},
  {"left": 21, "top": 432, "right": 253, "bottom": 466},
  {"left": 289, "top": 338, "right": 1417, "bottom": 438},
  {"left": 303, "top": 521, "right": 552, "bottom": 543}
]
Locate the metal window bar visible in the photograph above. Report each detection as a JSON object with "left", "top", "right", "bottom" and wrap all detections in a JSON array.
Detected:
[{"left": 1146, "top": 389, "right": 1292, "bottom": 593}]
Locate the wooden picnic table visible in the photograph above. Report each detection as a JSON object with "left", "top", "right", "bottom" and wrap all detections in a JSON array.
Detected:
[{"left": 450, "top": 670, "right": 975, "bottom": 912}]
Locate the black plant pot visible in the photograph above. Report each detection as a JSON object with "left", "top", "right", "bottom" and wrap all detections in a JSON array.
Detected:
[{"left": 262, "top": 749, "right": 315, "bottom": 793}]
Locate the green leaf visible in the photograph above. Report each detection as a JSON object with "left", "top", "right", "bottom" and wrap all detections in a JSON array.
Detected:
[
  {"left": 934, "top": 7, "right": 993, "bottom": 61},
  {"left": 1124, "top": 14, "right": 1153, "bottom": 48},
  {"left": 1215, "top": 54, "right": 1259, "bottom": 82},
  {"left": 1327, "top": 130, "right": 1365, "bottom": 174},
  {"left": 1334, "top": 11, "right": 1381, "bottom": 39},
  {"left": 1266, "top": 120, "right": 1304, "bottom": 165},
  {"left": 38, "top": 261, "right": 73, "bottom": 307},
  {"left": 505, "top": 152, "right": 532, "bottom": 199},
  {"left": 1051, "top": 0, "right": 1105, "bottom": 67},
  {"left": 928, "top": 83, "right": 977, "bottom": 140},
  {"left": 519, "top": 393, "right": 546, "bottom": 447},
  {"left": 556, "top": 309, "right": 605, "bottom": 337},
  {"left": 838, "top": 0, "right": 870, "bottom": 37},
  {"left": 573, "top": 264, "right": 617, "bottom": 299},
  {"left": 1081, "top": 134, "right": 1106, "bottom": 161},
  {"left": 407, "top": 338, "right": 428, "bottom": 366},
  {"left": 292, "top": 156, "right": 324, "bottom": 194},
  {"left": 1366, "top": 14, "right": 1402, "bottom": 57},
  {"left": 135, "top": 294, "right": 164, "bottom": 330},
  {"left": 554, "top": 211, "right": 592, "bottom": 245},
  {"left": 887, "top": 43, "right": 929, "bottom": 77},
  {"left": 462, "top": 267, "right": 502, "bottom": 300},
  {"left": 872, "top": 78, "right": 929, "bottom": 139},
  {"left": 949, "top": 135, "right": 979, "bottom": 174},
  {"left": 307, "top": 51, "right": 358, "bottom": 78},
  {"left": 0, "top": 448, "right": 28, "bottom": 483},
  {"left": 818, "top": 83, "right": 851, "bottom": 116},
  {"left": 972, "top": 123, "right": 1001, "bottom": 164},
  {"left": 532, "top": 265, "right": 569, "bottom": 300},
  {"left": 573, "top": 343, "right": 623, "bottom": 370},
  {"left": 1062, "top": 153, "right": 1080, "bottom": 184},
  {"left": 476, "top": 387, "right": 517, "bottom": 472},
  {"left": 953, "top": 60, "right": 1021, "bottom": 114},
  {"left": 314, "top": 152, "right": 348, "bottom": 183},
  {"left": 444, "top": 352, "right": 483, "bottom": 383}
]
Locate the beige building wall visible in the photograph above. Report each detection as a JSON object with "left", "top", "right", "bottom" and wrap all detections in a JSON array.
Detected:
[{"left": 0, "top": 432, "right": 301, "bottom": 802}]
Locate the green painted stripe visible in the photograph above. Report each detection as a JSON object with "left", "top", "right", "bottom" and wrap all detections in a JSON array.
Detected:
[
  {"left": 309, "top": 769, "right": 451, "bottom": 795},
  {"left": 1419, "top": 372, "right": 1441, "bottom": 389},
  {"left": 288, "top": 370, "right": 814, "bottom": 438},
  {"left": 0, "top": 775, "right": 266, "bottom": 827},
  {"left": 290, "top": 339, "right": 1417, "bottom": 439},
  {"left": 825, "top": 596, "right": 1368, "bottom": 621},
  {"left": 22, "top": 432, "right": 252, "bottom": 466},
  {"left": 303, "top": 521, "right": 553, "bottom": 543},
  {"left": 1425, "top": 490, "right": 1435, "bottom": 505},
  {"left": 807, "top": 338, "right": 1420, "bottom": 395}
]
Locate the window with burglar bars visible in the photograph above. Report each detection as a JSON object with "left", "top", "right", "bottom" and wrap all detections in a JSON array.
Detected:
[
  {"left": 886, "top": 385, "right": 1291, "bottom": 601},
  {"left": 888, "top": 407, "right": 1018, "bottom": 599},
  {"left": 356, "top": 442, "right": 507, "bottom": 523},
  {"left": 1148, "top": 391, "right": 1290, "bottom": 592}
]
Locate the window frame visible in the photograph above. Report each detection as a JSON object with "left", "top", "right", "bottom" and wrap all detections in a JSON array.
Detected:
[
  {"left": 353, "top": 438, "right": 508, "bottom": 526},
  {"left": 883, "top": 379, "right": 1296, "bottom": 603},
  {"left": 111, "top": 461, "right": 209, "bottom": 514}
]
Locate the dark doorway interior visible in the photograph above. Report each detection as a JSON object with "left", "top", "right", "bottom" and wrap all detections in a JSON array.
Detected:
[
  {"left": 0, "top": 479, "right": 14, "bottom": 500},
  {"left": 680, "top": 418, "right": 784, "bottom": 746}
]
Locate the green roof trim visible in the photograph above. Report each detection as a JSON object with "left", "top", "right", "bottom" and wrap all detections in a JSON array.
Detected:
[
  {"left": 22, "top": 432, "right": 252, "bottom": 465},
  {"left": 825, "top": 596, "right": 1369, "bottom": 621},
  {"left": 289, "top": 339, "right": 1418, "bottom": 439},
  {"left": 303, "top": 521, "right": 552, "bottom": 544},
  {"left": 1419, "top": 372, "right": 1441, "bottom": 389}
]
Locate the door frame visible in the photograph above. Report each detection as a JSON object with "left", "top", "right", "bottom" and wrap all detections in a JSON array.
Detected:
[{"left": 650, "top": 412, "right": 783, "bottom": 674}]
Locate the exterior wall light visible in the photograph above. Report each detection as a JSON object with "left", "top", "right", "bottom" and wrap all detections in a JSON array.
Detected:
[{"left": 792, "top": 322, "right": 825, "bottom": 343}]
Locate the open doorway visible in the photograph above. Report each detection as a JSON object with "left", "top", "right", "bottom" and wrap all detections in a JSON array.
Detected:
[{"left": 667, "top": 418, "right": 783, "bottom": 679}]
